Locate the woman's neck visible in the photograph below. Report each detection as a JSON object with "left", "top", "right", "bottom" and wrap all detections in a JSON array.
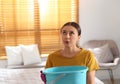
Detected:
[{"left": 61, "top": 46, "right": 80, "bottom": 58}]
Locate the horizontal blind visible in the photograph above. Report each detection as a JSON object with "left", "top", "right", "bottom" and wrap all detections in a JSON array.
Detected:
[
  {"left": 0, "top": 0, "right": 37, "bottom": 58},
  {"left": 0, "top": 0, "right": 79, "bottom": 58},
  {"left": 38, "top": 0, "right": 79, "bottom": 54}
]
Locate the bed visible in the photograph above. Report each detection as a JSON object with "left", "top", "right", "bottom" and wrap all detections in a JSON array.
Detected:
[
  {"left": 0, "top": 59, "right": 105, "bottom": 84},
  {"left": 0, "top": 68, "right": 44, "bottom": 84},
  {"left": 0, "top": 44, "right": 48, "bottom": 84},
  {"left": 0, "top": 59, "right": 46, "bottom": 84}
]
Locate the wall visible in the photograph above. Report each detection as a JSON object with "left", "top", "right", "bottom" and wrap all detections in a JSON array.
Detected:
[{"left": 79, "top": 0, "right": 120, "bottom": 50}]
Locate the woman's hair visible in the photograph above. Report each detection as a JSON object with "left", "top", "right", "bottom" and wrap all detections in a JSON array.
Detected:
[{"left": 60, "top": 22, "right": 81, "bottom": 36}]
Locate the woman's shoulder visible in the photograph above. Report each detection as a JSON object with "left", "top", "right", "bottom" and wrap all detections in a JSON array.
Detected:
[
  {"left": 80, "top": 48, "right": 94, "bottom": 57},
  {"left": 48, "top": 49, "right": 61, "bottom": 57},
  {"left": 80, "top": 48, "right": 92, "bottom": 54}
]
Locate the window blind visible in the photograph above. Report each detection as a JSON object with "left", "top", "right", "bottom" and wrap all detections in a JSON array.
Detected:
[{"left": 0, "top": 0, "right": 79, "bottom": 58}]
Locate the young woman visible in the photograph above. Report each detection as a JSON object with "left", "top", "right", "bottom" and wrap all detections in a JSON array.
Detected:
[{"left": 42, "top": 22, "right": 99, "bottom": 84}]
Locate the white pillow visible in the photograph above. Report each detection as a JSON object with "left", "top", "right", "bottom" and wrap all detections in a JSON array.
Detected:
[
  {"left": 88, "top": 44, "right": 114, "bottom": 63},
  {"left": 5, "top": 46, "right": 23, "bottom": 66},
  {"left": 20, "top": 44, "right": 41, "bottom": 65}
]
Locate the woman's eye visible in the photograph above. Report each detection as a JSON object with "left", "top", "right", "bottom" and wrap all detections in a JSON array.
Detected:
[
  {"left": 62, "top": 31, "right": 66, "bottom": 35},
  {"left": 70, "top": 31, "right": 74, "bottom": 35}
]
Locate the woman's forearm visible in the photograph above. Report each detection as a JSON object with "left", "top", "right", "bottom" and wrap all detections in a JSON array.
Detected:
[{"left": 87, "top": 71, "right": 95, "bottom": 84}]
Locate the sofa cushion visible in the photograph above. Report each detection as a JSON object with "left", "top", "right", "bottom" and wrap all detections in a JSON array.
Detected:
[{"left": 88, "top": 44, "right": 114, "bottom": 63}]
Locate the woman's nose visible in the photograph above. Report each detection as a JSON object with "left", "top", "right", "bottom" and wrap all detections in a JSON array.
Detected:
[{"left": 66, "top": 33, "right": 70, "bottom": 38}]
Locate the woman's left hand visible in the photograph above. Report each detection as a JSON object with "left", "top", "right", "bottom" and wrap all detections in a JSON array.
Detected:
[{"left": 40, "top": 71, "right": 46, "bottom": 84}]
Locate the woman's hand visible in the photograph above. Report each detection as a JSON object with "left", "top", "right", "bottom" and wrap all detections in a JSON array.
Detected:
[{"left": 40, "top": 71, "right": 46, "bottom": 84}]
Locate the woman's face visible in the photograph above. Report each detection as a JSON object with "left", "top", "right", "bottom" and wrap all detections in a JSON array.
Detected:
[{"left": 61, "top": 25, "right": 80, "bottom": 48}]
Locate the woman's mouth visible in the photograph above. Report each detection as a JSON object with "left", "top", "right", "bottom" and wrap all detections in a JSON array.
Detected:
[{"left": 65, "top": 41, "right": 69, "bottom": 44}]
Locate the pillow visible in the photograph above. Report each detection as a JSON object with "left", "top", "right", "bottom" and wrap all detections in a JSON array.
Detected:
[
  {"left": 88, "top": 44, "right": 114, "bottom": 63},
  {"left": 20, "top": 44, "right": 41, "bottom": 65},
  {"left": 5, "top": 46, "right": 23, "bottom": 66}
]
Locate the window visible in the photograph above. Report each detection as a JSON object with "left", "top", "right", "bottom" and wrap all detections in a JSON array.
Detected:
[{"left": 0, "top": 0, "right": 79, "bottom": 58}]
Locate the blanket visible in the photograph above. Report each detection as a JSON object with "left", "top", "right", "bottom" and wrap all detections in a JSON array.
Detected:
[{"left": 0, "top": 68, "right": 44, "bottom": 84}]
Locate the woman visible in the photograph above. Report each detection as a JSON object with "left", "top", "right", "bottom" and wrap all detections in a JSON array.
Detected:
[{"left": 42, "top": 22, "right": 99, "bottom": 84}]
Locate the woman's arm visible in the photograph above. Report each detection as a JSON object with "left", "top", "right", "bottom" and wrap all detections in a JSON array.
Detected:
[{"left": 87, "top": 70, "right": 95, "bottom": 84}]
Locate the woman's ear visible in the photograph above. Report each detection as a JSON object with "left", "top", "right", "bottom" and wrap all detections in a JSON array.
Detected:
[{"left": 78, "top": 36, "right": 81, "bottom": 39}]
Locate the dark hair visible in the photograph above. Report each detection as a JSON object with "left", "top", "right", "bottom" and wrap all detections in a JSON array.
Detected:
[{"left": 60, "top": 22, "right": 81, "bottom": 36}]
